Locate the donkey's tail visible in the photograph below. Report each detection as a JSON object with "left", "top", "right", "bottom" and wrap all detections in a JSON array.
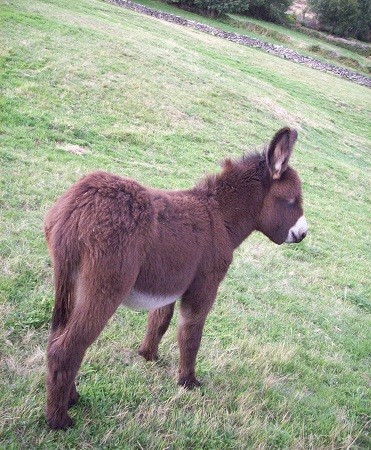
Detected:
[{"left": 50, "top": 239, "right": 79, "bottom": 332}]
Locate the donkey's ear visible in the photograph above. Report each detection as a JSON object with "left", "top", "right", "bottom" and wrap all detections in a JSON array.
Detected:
[{"left": 266, "top": 128, "right": 298, "bottom": 180}]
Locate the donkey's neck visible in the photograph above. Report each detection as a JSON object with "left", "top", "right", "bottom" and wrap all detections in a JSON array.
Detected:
[{"left": 213, "top": 159, "right": 266, "bottom": 249}]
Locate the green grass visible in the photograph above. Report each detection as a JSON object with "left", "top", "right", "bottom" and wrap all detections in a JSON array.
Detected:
[
  {"left": 226, "top": 14, "right": 371, "bottom": 73},
  {"left": 1, "top": 0, "right": 370, "bottom": 448},
  {"left": 137, "top": 0, "right": 371, "bottom": 75}
]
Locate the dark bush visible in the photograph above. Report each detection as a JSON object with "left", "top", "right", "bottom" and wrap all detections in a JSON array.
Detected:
[
  {"left": 245, "top": 0, "right": 293, "bottom": 24},
  {"left": 308, "top": 0, "right": 371, "bottom": 42},
  {"left": 167, "top": 1, "right": 294, "bottom": 24},
  {"left": 167, "top": 1, "right": 249, "bottom": 17}
]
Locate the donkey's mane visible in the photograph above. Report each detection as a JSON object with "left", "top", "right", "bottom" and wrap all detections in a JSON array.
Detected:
[{"left": 196, "top": 150, "right": 266, "bottom": 194}]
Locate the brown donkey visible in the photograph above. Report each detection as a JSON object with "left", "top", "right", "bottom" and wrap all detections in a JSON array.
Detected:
[{"left": 44, "top": 127, "right": 308, "bottom": 429}]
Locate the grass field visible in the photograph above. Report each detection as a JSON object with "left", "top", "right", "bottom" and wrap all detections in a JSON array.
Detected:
[
  {"left": 1, "top": 0, "right": 370, "bottom": 448},
  {"left": 138, "top": 0, "right": 371, "bottom": 75},
  {"left": 225, "top": 14, "right": 371, "bottom": 74}
]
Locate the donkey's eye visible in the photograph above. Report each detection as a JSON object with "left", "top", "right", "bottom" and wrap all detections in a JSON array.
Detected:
[
  {"left": 286, "top": 198, "right": 297, "bottom": 207},
  {"left": 279, "top": 197, "right": 296, "bottom": 208}
]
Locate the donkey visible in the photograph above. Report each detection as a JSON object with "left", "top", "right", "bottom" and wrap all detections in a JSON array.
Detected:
[{"left": 44, "top": 127, "right": 308, "bottom": 429}]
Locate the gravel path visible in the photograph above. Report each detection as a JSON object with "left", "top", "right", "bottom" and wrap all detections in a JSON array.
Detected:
[{"left": 107, "top": 0, "right": 371, "bottom": 88}]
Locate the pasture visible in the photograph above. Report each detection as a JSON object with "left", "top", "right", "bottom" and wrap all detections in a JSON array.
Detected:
[
  {"left": 1, "top": 0, "right": 370, "bottom": 448},
  {"left": 138, "top": 0, "right": 371, "bottom": 75}
]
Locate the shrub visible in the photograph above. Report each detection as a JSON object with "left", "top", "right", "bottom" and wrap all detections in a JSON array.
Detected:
[
  {"left": 168, "top": 0, "right": 294, "bottom": 24},
  {"left": 309, "top": 43, "right": 321, "bottom": 52},
  {"left": 245, "top": 0, "right": 293, "bottom": 24},
  {"left": 308, "top": 0, "right": 371, "bottom": 42},
  {"left": 167, "top": 1, "right": 249, "bottom": 17}
]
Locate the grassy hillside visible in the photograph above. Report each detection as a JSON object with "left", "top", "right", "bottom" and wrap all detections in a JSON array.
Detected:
[
  {"left": 226, "top": 14, "right": 371, "bottom": 74},
  {"left": 138, "top": 0, "right": 371, "bottom": 75},
  {"left": 1, "top": 0, "right": 370, "bottom": 448}
]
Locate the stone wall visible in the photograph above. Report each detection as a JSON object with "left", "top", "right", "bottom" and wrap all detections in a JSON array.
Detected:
[{"left": 106, "top": 0, "right": 371, "bottom": 88}]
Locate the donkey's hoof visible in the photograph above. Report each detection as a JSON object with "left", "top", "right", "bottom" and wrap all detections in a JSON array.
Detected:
[
  {"left": 138, "top": 347, "right": 158, "bottom": 362},
  {"left": 178, "top": 376, "right": 201, "bottom": 390},
  {"left": 47, "top": 413, "right": 73, "bottom": 430}
]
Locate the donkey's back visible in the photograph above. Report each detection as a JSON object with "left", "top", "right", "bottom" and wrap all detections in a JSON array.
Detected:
[{"left": 45, "top": 170, "right": 228, "bottom": 310}]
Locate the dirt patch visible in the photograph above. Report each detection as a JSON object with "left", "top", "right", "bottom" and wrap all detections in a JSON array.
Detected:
[
  {"left": 57, "top": 143, "right": 89, "bottom": 155},
  {"left": 254, "top": 97, "right": 303, "bottom": 129}
]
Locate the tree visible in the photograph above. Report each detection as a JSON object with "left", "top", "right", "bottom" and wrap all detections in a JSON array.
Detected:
[
  {"left": 355, "top": 0, "right": 371, "bottom": 41},
  {"left": 168, "top": 0, "right": 293, "bottom": 23},
  {"left": 308, "top": 0, "right": 371, "bottom": 41},
  {"left": 245, "top": 0, "right": 293, "bottom": 23},
  {"left": 167, "top": 1, "right": 249, "bottom": 17}
]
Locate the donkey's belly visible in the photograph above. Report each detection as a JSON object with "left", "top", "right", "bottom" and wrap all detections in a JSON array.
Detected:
[{"left": 122, "top": 289, "right": 180, "bottom": 311}]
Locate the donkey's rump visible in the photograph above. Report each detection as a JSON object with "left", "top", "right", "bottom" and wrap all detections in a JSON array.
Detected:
[{"left": 45, "top": 171, "right": 155, "bottom": 256}]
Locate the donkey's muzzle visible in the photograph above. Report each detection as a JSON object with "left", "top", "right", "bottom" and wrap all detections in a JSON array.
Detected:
[{"left": 285, "top": 216, "right": 308, "bottom": 244}]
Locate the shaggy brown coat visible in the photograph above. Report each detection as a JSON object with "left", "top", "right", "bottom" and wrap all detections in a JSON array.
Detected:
[{"left": 44, "top": 127, "right": 307, "bottom": 429}]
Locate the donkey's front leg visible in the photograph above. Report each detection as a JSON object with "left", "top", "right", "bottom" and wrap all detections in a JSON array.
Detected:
[
  {"left": 177, "top": 284, "right": 218, "bottom": 389},
  {"left": 138, "top": 303, "right": 175, "bottom": 361}
]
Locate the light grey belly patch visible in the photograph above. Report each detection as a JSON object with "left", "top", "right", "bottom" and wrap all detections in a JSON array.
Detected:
[{"left": 123, "top": 289, "right": 180, "bottom": 311}]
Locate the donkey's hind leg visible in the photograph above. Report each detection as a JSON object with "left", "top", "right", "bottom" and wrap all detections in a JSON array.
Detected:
[
  {"left": 46, "top": 333, "right": 79, "bottom": 411},
  {"left": 46, "top": 268, "right": 137, "bottom": 430},
  {"left": 138, "top": 303, "right": 175, "bottom": 361}
]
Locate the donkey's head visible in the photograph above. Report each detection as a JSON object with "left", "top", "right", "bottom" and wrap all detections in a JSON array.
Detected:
[{"left": 257, "top": 128, "right": 308, "bottom": 245}]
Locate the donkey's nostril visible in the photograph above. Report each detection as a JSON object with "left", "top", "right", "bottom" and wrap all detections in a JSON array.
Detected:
[
  {"left": 299, "top": 231, "right": 307, "bottom": 242},
  {"left": 285, "top": 216, "right": 308, "bottom": 244}
]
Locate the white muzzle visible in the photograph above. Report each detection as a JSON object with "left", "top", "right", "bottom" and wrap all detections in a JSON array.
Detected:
[{"left": 285, "top": 216, "right": 308, "bottom": 243}]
